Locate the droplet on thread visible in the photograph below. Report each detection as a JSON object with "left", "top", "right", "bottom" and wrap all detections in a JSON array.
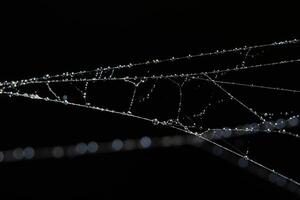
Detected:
[{"left": 152, "top": 118, "right": 159, "bottom": 125}]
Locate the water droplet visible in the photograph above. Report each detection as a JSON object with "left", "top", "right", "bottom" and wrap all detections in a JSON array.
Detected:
[
  {"left": 62, "top": 95, "right": 68, "bottom": 101},
  {"left": 152, "top": 118, "right": 159, "bottom": 125},
  {"left": 43, "top": 74, "right": 50, "bottom": 79}
]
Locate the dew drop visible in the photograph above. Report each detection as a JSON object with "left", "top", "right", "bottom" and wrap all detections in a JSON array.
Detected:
[{"left": 152, "top": 118, "right": 159, "bottom": 125}]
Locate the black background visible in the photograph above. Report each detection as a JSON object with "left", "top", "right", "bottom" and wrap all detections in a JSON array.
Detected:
[{"left": 0, "top": 1, "right": 299, "bottom": 199}]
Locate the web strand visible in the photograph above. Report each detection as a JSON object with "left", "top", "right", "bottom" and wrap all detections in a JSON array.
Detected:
[{"left": 0, "top": 39, "right": 299, "bottom": 195}]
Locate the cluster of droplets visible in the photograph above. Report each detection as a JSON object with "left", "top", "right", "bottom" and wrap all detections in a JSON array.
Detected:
[
  {"left": 0, "top": 39, "right": 299, "bottom": 148},
  {"left": 0, "top": 39, "right": 299, "bottom": 195}
]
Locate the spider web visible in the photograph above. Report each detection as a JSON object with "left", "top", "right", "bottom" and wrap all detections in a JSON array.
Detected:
[{"left": 0, "top": 39, "right": 300, "bottom": 194}]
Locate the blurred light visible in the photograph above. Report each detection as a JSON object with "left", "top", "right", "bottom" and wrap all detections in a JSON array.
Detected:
[
  {"left": 0, "top": 152, "right": 4, "bottom": 162},
  {"left": 161, "top": 136, "right": 173, "bottom": 147},
  {"left": 112, "top": 139, "right": 123, "bottom": 151},
  {"left": 13, "top": 148, "right": 23, "bottom": 160},
  {"left": 87, "top": 141, "right": 98, "bottom": 153},
  {"left": 75, "top": 143, "right": 88, "bottom": 154},
  {"left": 140, "top": 136, "right": 152, "bottom": 149},
  {"left": 275, "top": 119, "right": 286, "bottom": 129},
  {"left": 248, "top": 123, "right": 259, "bottom": 133},
  {"left": 287, "top": 117, "right": 299, "bottom": 127},
  {"left": 223, "top": 128, "right": 232, "bottom": 138},
  {"left": 187, "top": 136, "right": 203, "bottom": 146},
  {"left": 261, "top": 121, "right": 274, "bottom": 132},
  {"left": 23, "top": 147, "right": 35, "bottom": 160},
  {"left": 123, "top": 139, "right": 136, "bottom": 150},
  {"left": 287, "top": 182, "right": 298, "bottom": 192},
  {"left": 212, "top": 146, "right": 223, "bottom": 156},
  {"left": 276, "top": 177, "right": 287, "bottom": 187},
  {"left": 171, "top": 136, "right": 185, "bottom": 146},
  {"left": 52, "top": 146, "right": 64, "bottom": 158}
]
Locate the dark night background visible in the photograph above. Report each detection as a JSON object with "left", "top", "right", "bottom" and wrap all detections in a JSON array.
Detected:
[{"left": 0, "top": 1, "right": 299, "bottom": 199}]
